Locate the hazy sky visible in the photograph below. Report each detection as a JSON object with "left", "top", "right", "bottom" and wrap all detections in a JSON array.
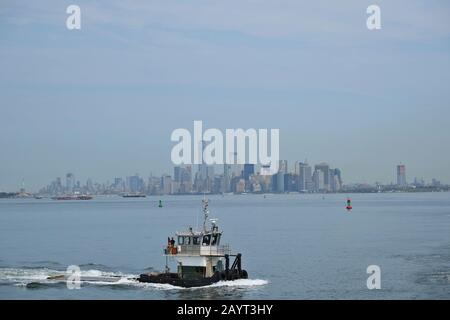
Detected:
[{"left": 1, "top": 0, "right": 450, "bottom": 191}]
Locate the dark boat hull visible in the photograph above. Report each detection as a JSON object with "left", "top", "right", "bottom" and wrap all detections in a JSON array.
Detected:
[
  {"left": 122, "top": 194, "right": 146, "bottom": 198},
  {"left": 138, "top": 270, "right": 248, "bottom": 288}
]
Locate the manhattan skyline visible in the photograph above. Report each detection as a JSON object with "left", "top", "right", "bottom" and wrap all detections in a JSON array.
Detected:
[
  {"left": 1, "top": 1, "right": 450, "bottom": 191},
  {"left": 2, "top": 161, "right": 447, "bottom": 194}
]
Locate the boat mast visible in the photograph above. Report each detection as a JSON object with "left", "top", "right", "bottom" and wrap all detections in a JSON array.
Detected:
[{"left": 202, "top": 198, "right": 209, "bottom": 232}]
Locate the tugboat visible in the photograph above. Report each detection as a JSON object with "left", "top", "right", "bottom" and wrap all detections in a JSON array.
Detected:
[{"left": 138, "top": 199, "right": 248, "bottom": 287}]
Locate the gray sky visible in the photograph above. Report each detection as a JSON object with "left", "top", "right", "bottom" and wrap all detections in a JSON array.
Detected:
[{"left": 1, "top": 0, "right": 450, "bottom": 191}]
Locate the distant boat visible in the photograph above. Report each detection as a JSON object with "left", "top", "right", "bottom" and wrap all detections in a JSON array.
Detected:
[
  {"left": 122, "top": 193, "right": 146, "bottom": 198},
  {"left": 52, "top": 195, "right": 93, "bottom": 200},
  {"left": 34, "top": 196, "right": 43, "bottom": 199}
]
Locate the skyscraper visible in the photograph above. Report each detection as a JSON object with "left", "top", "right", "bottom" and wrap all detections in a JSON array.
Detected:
[
  {"left": 312, "top": 169, "right": 325, "bottom": 192},
  {"left": 298, "top": 162, "right": 312, "bottom": 192},
  {"left": 66, "top": 173, "right": 75, "bottom": 194},
  {"left": 181, "top": 165, "right": 193, "bottom": 193},
  {"left": 329, "top": 168, "right": 342, "bottom": 192},
  {"left": 243, "top": 164, "right": 255, "bottom": 181},
  {"left": 195, "top": 140, "right": 215, "bottom": 193},
  {"left": 86, "top": 178, "right": 94, "bottom": 193},
  {"left": 314, "top": 162, "right": 330, "bottom": 191},
  {"left": 127, "top": 174, "right": 141, "bottom": 193},
  {"left": 197, "top": 140, "right": 208, "bottom": 180},
  {"left": 397, "top": 164, "right": 406, "bottom": 186},
  {"left": 273, "top": 160, "right": 288, "bottom": 193},
  {"left": 278, "top": 160, "right": 288, "bottom": 174},
  {"left": 172, "top": 166, "right": 193, "bottom": 194},
  {"left": 161, "top": 175, "right": 172, "bottom": 194},
  {"left": 276, "top": 172, "right": 285, "bottom": 193},
  {"left": 174, "top": 166, "right": 182, "bottom": 183},
  {"left": 223, "top": 164, "right": 231, "bottom": 193}
]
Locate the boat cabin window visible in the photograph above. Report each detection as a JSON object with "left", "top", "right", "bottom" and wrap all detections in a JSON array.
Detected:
[
  {"left": 178, "top": 236, "right": 193, "bottom": 245},
  {"left": 193, "top": 236, "right": 200, "bottom": 245},
  {"left": 211, "top": 234, "right": 220, "bottom": 246},
  {"left": 202, "top": 234, "right": 211, "bottom": 246}
]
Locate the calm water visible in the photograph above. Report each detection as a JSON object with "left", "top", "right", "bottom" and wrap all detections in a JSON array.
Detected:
[{"left": 0, "top": 193, "right": 449, "bottom": 299}]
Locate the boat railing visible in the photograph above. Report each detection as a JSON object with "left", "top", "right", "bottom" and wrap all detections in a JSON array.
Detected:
[
  {"left": 164, "top": 244, "right": 231, "bottom": 256},
  {"left": 202, "top": 244, "right": 231, "bottom": 256}
]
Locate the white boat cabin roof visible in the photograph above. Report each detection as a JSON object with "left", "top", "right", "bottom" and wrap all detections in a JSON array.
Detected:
[{"left": 175, "top": 228, "right": 222, "bottom": 237}]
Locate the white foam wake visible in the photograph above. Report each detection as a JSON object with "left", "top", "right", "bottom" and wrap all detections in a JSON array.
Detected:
[
  {"left": 0, "top": 267, "right": 268, "bottom": 290},
  {"left": 208, "top": 279, "right": 269, "bottom": 288},
  {"left": 0, "top": 267, "right": 56, "bottom": 283},
  {"left": 0, "top": 267, "right": 136, "bottom": 286},
  {"left": 136, "top": 279, "right": 269, "bottom": 290}
]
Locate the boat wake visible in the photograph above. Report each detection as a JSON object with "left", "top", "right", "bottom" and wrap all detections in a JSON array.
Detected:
[
  {"left": 0, "top": 267, "right": 268, "bottom": 290},
  {"left": 209, "top": 279, "right": 268, "bottom": 288},
  {"left": 0, "top": 267, "right": 136, "bottom": 288},
  {"left": 136, "top": 278, "right": 269, "bottom": 290}
]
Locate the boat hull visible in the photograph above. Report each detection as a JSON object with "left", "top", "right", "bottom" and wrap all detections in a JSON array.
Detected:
[{"left": 138, "top": 270, "right": 248, "bottom": 288}]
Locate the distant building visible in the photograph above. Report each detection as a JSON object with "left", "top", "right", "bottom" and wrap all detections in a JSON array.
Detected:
[
  {"left": 230, "top": 176, "right": 241, "bottom": 193},
  {"left": 276, "top": 172, "right": 285, "bottom": 193},
  {"left": 170, "top": 166, "right": 193, "bottom": 194},
  {"left": 278, "top": 160, "right": 288, "bottom": 174},
  {"left": 174, "top": 166, "right": 182, "bottom": 183},
  {"left": 148, "top": 176, "right": 161, "bottom": 195},
  {"left": 194, "top": 140, "right": 214, "bottom": 193},
  {"left": 313, "top": 169, "right": 325, "bottom": 192},
  {"left": 431, "top": 178, "right": 441, "bottom": 187},
  {"left": 314, "top": 163, "right": 330, "bottom": 191},
  {"left": 298, "top": 162, "right": 312, "bottom": 192},
  {"left": 56, "top": 177, "right": 62, "bottom": 191},
  {"left": 213, "top": 176, "right": 223, "bottom": 194},
  {"left": 161, "top": 175, "right": 172, "bottom": 194},
  {"left": 86, "top": 178, "right": 94, "bottom": 193},
  {"left": 285, "top": 173, "right": 297, "bottom": 192},
  {"left": 329, "top": 168, "right": 342, "bottom": 192},
  {"left": 113, "top": 177, "right": 124, "bottom": 192},
  {"left": 235, "top": 179, "right": 246, "bottom": 193},
  {"left": 269, "top": 160, "right": 287, "bottom": 193},
  {"left": 223, "top": 164, "right": 231, "bottom": 193},
  {"left": 243, "top": 164, "right": 254, "bottom": 181},
  {"left": 66, "top": 173, "right": 75, "bottom": 194},
  {"left": 181, "top": 165, "right": 193, "bottom": 193},
  {"left": 252, "top": 181, "right": 262, "bottom": 193},
  {"left": 397, "top": 164, "right": 406, "bottom": 186},
  {"left": 413, "top": 177, "right": 425, "bottom": 187},
  {"left": 254, "top": 170, "right": 272, "bottom": 192},
  {"left": 127, "top": 174, "right": 142, "bottom": 193}
]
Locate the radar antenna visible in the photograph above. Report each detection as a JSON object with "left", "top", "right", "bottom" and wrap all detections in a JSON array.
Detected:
[{"left": 202, "top": 198, "right": 210, "bottom": 232}]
